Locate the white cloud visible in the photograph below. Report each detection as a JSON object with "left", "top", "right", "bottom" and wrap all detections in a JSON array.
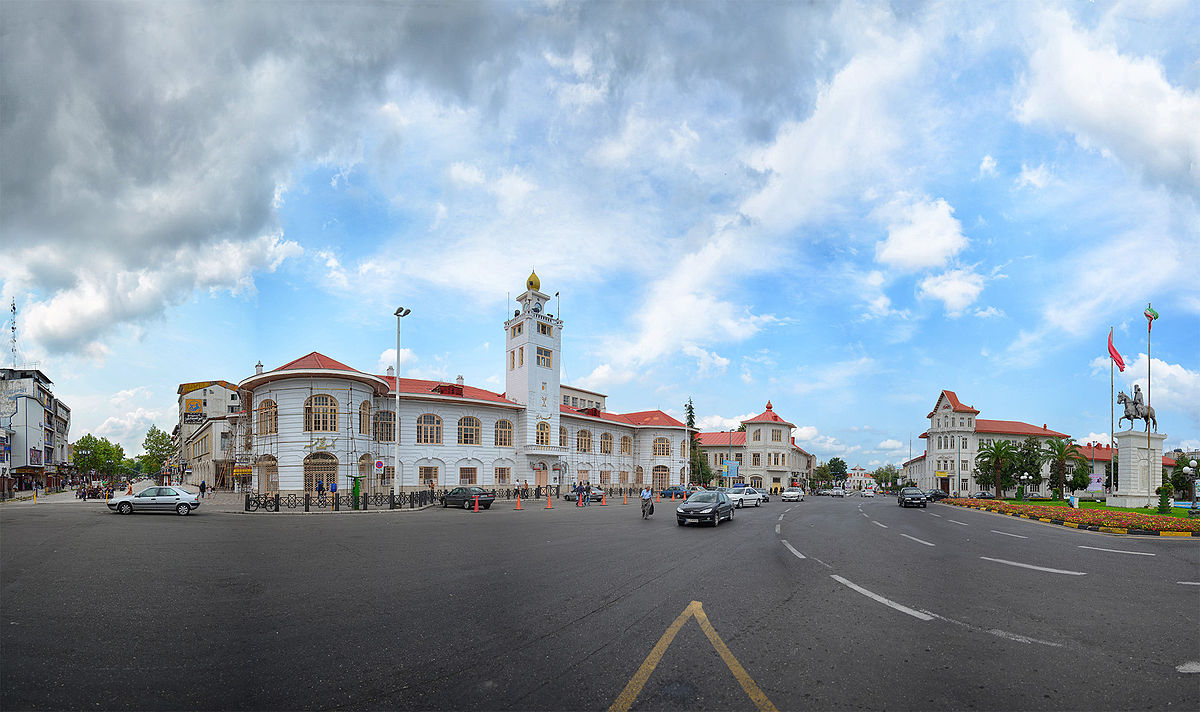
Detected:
[
  {"left": 874, "top": 195, "right": 968, "bottom": 272},
  {"left": 974, "top": 306, "right": 1005, "bottom": 319},
  {"left": 681, "top": 345, "right": 730, "bottom": 375},
  {"left": 376, "top": 348, "right": 417, "bottom": 375},
  {"left": 1082, "top": 432, "right": 1112, "bottom": 446},
  {"left": 877, "top": 439, "right": 904, "bottom": 450},
  {"left": 918, "top": 269, "right": 985, "bottom": 317},
  {"left": 697, "top": 412, "right": 757, "bottom": 432},
  {"left": 576, "top": 363, "right": 636, "bottom": 391},
  {"left": 793, "top": 357, "right": 876, "bottom": 395},
  {"left": 94, "top": 407, "right": 170, "bottom": 457},
  {"left": 1015, "top": 162, "right": 1051, "bottom": 189},
  {"left": 448, "top": 162, "right": 485, "bottom": 186},
  {"left": 979, "top": 154, "right": 997, "bottom": 176},
  {"left": 1118, "top": 353, "right": 1200, "bottom": 426}
]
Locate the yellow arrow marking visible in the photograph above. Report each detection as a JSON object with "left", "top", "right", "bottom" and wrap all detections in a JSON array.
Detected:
[{"left": 608, "top": 601, "right": 778, "bottom": 712}]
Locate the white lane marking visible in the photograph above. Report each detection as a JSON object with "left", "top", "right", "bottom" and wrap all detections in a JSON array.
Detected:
[
  {"left": 778, "top": 514, "right": 785, "bottom": 522},
  {"left": 948, "top": 519, "right": 969, "bottom": 526},
  {"left": 1078, "top": 545, "right": 1154, "bottom": 557},
  {"left": 1177, "top": 661, "right": 1200, "bottom": 673},
  {"left": 786, "top": 507, "right": 792, "bottom": 513},
  {"left": 928, "top": 512, "right": 943, "bottom": 518},
  {"left": 873, "top": 521, "right": 888, "bottom": 529},
  {"left": 987, "top": 629, "right": 1064, "bottom": 647},
  {"left": 1176, "top": 581, "right": 1200, "bottom": 586},
  {"left": 775, "top": 524, "right": 780, "bottom": 534},
  {"left": 991, "top": 530, "right": 1028, "bottom": 539},
  {"left": 979, "top": 556, "right": 1086, "bottom": 576},
  {"left": 830, "top": 575, "right": 933, "bottom": 621},
  {"left": 861, "top": 512, "right": 869, "bottom": 517},
  {"left": 810, "top": 556, "right": 833, "bottom": 569},
  {"left": 780, "top": 540, "right": 806, "bottom": 560},
  {"left": 900, "top": 533, "right": 935, "bottom": 547}
]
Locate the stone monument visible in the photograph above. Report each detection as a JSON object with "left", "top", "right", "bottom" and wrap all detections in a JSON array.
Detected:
[{"left": 1110, "top": 389, "right": 1167, "bottom": 508}]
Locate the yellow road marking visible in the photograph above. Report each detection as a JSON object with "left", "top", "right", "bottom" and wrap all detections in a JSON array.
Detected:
[{"left": 608, "top": 601, "right": 778, "bottom": 712}]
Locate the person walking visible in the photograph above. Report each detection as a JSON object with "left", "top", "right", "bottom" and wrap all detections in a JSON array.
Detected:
[
  {"left": 640, "top": 485, "right": 653, "bottom": 519},
  {"left": 199, "top": 480, "right": 207, "bottom": 499}
]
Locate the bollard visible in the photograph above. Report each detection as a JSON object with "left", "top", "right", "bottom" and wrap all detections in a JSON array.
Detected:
[
  {"left": 334, "top": 495, "right": 339, "bottom": 511},
  {"left": 245, "top": 494, "right": 251, "bottom": 512},
  {"left": 305, "top": 493, "right": 310, "bottom": 512},
  {"left": 273, "top": 493, "right": 280, "bottom": 512}
]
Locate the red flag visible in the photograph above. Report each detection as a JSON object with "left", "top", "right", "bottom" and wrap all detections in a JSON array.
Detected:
[{"left": 1107, "top": 328, "right": 1125, "bottom": 372}]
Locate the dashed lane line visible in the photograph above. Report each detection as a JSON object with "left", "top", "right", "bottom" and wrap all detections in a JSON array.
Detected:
[
  {"left": 1176, "top": 661, "right": 1200, "bottom": 673},
  {"left": 831, "top": 575, "right": 933, "bottom": 621},
  {"left": 775, "top": 524, "right": 780, "bottom": 534},
  {"left": 777, "top": 514, "right": 785, "bottom": 522},
  {"left": 948, "top": 519, "right": 969, "bottom": 526},
  {"left": 780, "top": 540, "right": 806, "bottom": 560},
  {"left": 899, "top": 533, "right": 936, "bottom": 547},
  {"left": 1077, "top": 545, "right": 1154, "bottom": 556},
  {"left": 979, "top": 556, "right": 1086, "bottom": 576},
  {"left": 991, "top": 529, "right": 1028, "bottom": 539},
  {"left": 873, "top": 521, "right": 888, "bottom": 529},
  {"left": 928, "top": 512, "right": 943, "bottom": 518},
  {"left": 1176, "top": 581, "right": 1200, "bottom": 586}
]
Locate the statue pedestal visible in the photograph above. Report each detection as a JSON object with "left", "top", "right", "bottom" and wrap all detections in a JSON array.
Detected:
[{"left": 1109, "top": 430, "right": 1167, "bottom": 509}]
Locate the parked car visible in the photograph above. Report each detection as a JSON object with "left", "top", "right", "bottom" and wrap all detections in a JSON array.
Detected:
[
  {"left": 897, "top": 486, "right": 927, "bottom": 508},
  {"left": 830, "top": 488, "right": 845, "bottom": 498},
  {"left": 1025, "top": 491, "right": 1048, "bottom": 500},
  {"left": 442, "top": 486, "right": 496, "bottom": 509},
  {"left": 924, "top": 489, "right": 948, "bottom": 501},
  {"left": 971, "top": 491, "right": 995, "bottom": 499},
  {"left": 660, "top": 486, "right": 690, "bottom": 500},
  {"left": 781, "top": 486, "right": 805, "bottom": 502},
  {"left": 107, "top": 486, "right": 200, "bottom": 516},
  {"left": 728, "top": 487, "right": 764, "bottom": 508},
  {"left": 676, "top": 491, "right": 734, "bottom": 527},
  {"left": 860, "top": 489, "right": 875, "bottom": 497},
  {"left": 563, "top": 484, "right": 602, "bottom": 501}
]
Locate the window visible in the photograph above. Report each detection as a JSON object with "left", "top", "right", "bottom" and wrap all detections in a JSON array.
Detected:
[
  {"left": 304, "top": 394, "right": 338, "bottom": 432},
  {"left": 961, "top": 460, "right": 968, "bottom": 472},
  {"left": 537, "top": 347, "right": 552, "bottom": 368},
  {"left": 577, "top": 430, "right": 592, "bottom": 453},
  {"left": 600, "top": 432, "right": 613, "bottom": 454},
  {"left": 600, "top": 470, "right": 611, "bottom": 486},
  {"left": 772, "top": 428, "right": 782, "bottom": 442},
  {"left": 519, "top": 347, "right": 524, "bottom": 366},
  {"left": 620, "top": 436, "right": 632, "bottom": 454},
  {"left": 303, "top": 452, "right": 337, "bottom": 492},
  {"left": 752, "top": 429, "right": 761, "bottom": 442},
  {"left": 495, "top": 466, "right": 510, "bottom": 484},
  {"left": 653, "top": 437, "right": 670, "bottom": 456},
  {"left": 681, "top": 439, "right": 688, "bottom": 456},
  {"left": 619, "top": 471, "right": 629, "bottom": 484},
  {"left": 537, "top": 322, "right": 552, "bottom": 336},
  {"left": 735, "top": 453, "right": 742, "bottom": 465},
  {"left": 559, "top": 426, "right": 568, "bottom": 447},
  {"left": 577, "top": 470, "right": 590, "bottom": 483},
  {"left": 459, "top": 467, "right": 477, "bottom": 485},
  {"left": 420, "top": 466, "right": 439, "bottom": 486},
  {"left": 373, "top": 411, "right": 395, "bottom": 442},
  {"left": 359, "top": 401, "right": 371, "bottom": 435},
  {"left": 511, "top": 324, "right": 522, "bottom": 338},
  {"left": 571, "top": 397, "right": 578, "bottom": 407},
  {"left": 509, "top": 351, "right": 515, "bottom": 370},
  {"left": 635, "top": 466, "right": 644, "bottom": 484},
  {"left": 562, "top": 396, "right": 569, "bottom": 405},
  {"left": 536, "top": 421, "right": 550, "bottom": 446},
  {"left": 961, "top": 437, "right": 968, "bottom": 448},
  {"left": 752, "top": 453, "right": 761, "bottom": 466},
  {"left": 416, "top": 414, "right": 442, "bottom": 444},
  {"left": 495, "top": 420, "right": 513, "bottom": 447},
  {"left": 652, "top": 465, "right": 670, "bottom": 491},
  {"left": 458, "top": 416, "right": 481, "bottom": 445},
  {"left": 257, "top": 400, "right": 277, "bottom": 435}
]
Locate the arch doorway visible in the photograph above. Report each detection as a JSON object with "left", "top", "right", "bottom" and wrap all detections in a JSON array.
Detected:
[
  {"left": 304, "top": 452, "right": 338, "bottom": 492},
  {"left": 256, "top": 455, "right": 278, "bottom": 493}
]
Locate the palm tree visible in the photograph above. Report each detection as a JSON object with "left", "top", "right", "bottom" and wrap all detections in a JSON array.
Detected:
[
  {"left": 975, "top": 440, "right": 1017, "bottom": 499},
  {"left": 1042, "top": 437, "right": 1089, "bottom": 500}
]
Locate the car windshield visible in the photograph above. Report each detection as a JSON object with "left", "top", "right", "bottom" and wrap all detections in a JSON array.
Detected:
[
  {"left": 902, "top": 487, "right": 922, "bottom": 494},
  {"left": 688, "top": 493, "right": 718, "bottom": 503}
]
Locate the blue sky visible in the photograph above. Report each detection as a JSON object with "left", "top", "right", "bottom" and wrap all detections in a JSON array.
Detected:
[{"left": 3, "top": 0, "right": 1198, "bottom": 465}]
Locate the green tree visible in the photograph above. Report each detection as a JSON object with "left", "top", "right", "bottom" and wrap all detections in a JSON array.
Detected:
[
  {"left": 975, "top": 440, "right": 1017, "bottom": 499},
  {"left": 141, "top": 425, "right": 174, "bottom": 477},
  {"left": 73, "top": 434, "right": 124, "bottom": 479},
  {"left": 1042, "top": 437, "right": 1088, "bottom": 500},
  {"left": 828, "top": 457, "right": 847, "bottom": 482},
  {"left": 684, "top": 398, "right": 715, "bottom": 486},
  {"left": 1014, "top": 437, "right": 1046, "bottom": 491},
  {"left": 874, "top": 464, "right": 899, "bottom": 490},
  {"left": 1170, "top": 459, "right": 1195, "bottom": 501},
  {"left": 813, "top": 462, "right": 830, "bottom": 488}
]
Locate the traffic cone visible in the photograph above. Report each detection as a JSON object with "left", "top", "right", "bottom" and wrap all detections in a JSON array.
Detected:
[
  {"left": 655, "top": 490, "right": 660, "bottom": 502},
  {"left": 474, "top": 495, "right": 480, "bottom": 512},
  {"left": 515, "top": 493, "right": 523, "bottom": 510},
  {"left": 623, "top": 491, "right": 628, "bottom": 505},
  {"left": 577, "top": 492, "right": 583, "bottom": 507},
  {"left": 546, "top": 494, "right": 552, "bottom": 509},
  {"left": 600, "top": 492, "right": 607, "bottom": 506}
]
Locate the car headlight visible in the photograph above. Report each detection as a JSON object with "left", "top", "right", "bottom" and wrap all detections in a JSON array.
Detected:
[
  {"left": 699, "top": 507, "right": 713, "bottom": 513},
  {"left": 676, "top": 507, "right": 685, "bottom": 513}
]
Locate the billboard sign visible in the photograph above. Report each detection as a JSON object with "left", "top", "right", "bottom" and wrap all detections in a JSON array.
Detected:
[
  {"left": 183, "top": 413, "right": 205, "bottom": 424},
  {"left": 185, "top": 399, "right": 203, "bottom": 414}
]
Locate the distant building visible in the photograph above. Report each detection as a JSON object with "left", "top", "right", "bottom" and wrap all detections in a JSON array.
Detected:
[
  {"left": 171, "top": 380, "right": 241, "bottom": 481},
  {"left": 1, "top": 368, "right": 72, "bottom": 491},
  {"left": 695, "top": 402, "right": 815, "bottom": 492},
  {"left": 845, "top": 465, "right": 872, "bottom": 491}
]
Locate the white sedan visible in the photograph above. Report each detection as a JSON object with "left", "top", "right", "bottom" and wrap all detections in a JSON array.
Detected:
[
  {"left": 727, "top": 487, "right": 765, "bottom": 508},
  {"left": 781, "top": 487, "right": 805, "bottom": 501},
  {"left": 861, "top": 489, "right": 875, "bottom": 497}
]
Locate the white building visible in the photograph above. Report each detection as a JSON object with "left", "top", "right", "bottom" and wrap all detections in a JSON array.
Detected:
[
  {"left": 237, "top": 272, "right": 694, "bottom": 494},
  {"left": 845, "top": 465, "right": 873, "bottom": 491},
  {"left": 171, "top": 379, "right": 242, "bottom": 479},
  {"left": 1, "top": 368, "right": 72, "bottom": 490},
  {"left": 695, "top": 402, "right": 815, "bottom": 493}
]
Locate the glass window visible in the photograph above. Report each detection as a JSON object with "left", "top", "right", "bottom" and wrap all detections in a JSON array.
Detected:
[
  {"left": 495, "top": 419, "right": 513, "bottom": 447},
  {"left": 359, "top": 401, "right": 371, "bottom": 435},
  {"left": 653, "top": 437, "right": 670, "bottom": 456},
  {"left": 495, "top": 466, "right": 510, "bottom": 484},
  {"left": 752, "top": 429, "right": 761, "bottom": 442},
  {"left": 600, "top": 432, "right": 613, "bottom": 454},
  {"left": 620, "top": 436, "right": 632, "bottom": 454},
  {"left": 417, "top": 414, "right": 442, "bottom": 444},
  {"left": 772, "top": 429, "right": 782, "bottom": 442},
  {"left": 536, "top": 421, "right": 550, "bottom": 446},
  {"left": 373, "top": 411, "right": 395, "bottom": 442},
  {"left": 537, "top": 322, "right": 552, "bottom": 336},
  {"left": 459, "top": 467, "right": 477, "bottom": 485},
  {"left": 519, "top": 347, "right": 524, "bottom": 366},
  {"left": 256, "top": 400, "right": 277, "bottom": 435},
  {"left": 559, "top": 426, "right": 568, "bottom": 447},
  {"left": 419, "top": 466, "right": 438, "bottom": 486},
  {"left": 304, "top": 394, "right": 338, "bottom": 432},
  {"left": 752, "top": 453, "right": 761, "bottom": 466},
  {"left": 458, "top": 416, "right": 481, "bottom": 445},
  {"left": 537, "top": 347, "right": 552, "bottom": 368},
  {"left": 577, "top": 430, "right": 592, "bottom": 453}
]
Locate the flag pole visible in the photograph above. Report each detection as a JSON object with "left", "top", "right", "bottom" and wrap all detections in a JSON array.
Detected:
[
  {"left": 1146, "top": 304, "right": 1152, "bottom": 507},
  {"left": 1110, "top": 328, "right": 1114, "bottom": 493}
]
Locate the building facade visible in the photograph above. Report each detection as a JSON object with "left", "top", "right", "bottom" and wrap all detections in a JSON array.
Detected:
[
  {"left": 695, "top": 402, "right": 814, "bottom": 492},
  {"left": 0, "top": 368, "right": 72, "bottom": 491},
  {"left": 171, "top": 380, "right": 242, "bottom": 480},
  {"left": 236, "top": 273, "right": 694, "bottom": 494}
]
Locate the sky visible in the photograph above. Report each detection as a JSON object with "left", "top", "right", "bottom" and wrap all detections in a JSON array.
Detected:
[{"left": 2, "top": 0, "right": 1198, "bottom": 467}]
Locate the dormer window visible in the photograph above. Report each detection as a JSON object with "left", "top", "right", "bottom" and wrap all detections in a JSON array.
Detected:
[{"left": 432, "top": 383, "right": 464, "bottom": 397}]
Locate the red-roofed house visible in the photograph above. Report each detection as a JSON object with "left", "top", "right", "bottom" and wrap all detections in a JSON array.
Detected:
[
  {"left": 234, "top": 272, "right": 695, "bottom": 495},
  {"left": 694, "top": 402, "right": 814, "bottom": 492}
]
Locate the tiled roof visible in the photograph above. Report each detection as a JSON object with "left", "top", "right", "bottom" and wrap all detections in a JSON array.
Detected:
[
  {"left": 378, "top": 376, "right": 519, "bottom": 406},
  {"left": 1074, "top": 443, "right": 1174, "bottom": 467},
  {"left": 742, "top": 401, "right": 795, "bottom": 427},
  {"left": 559, "top": 405, "right": 686, "bottom": 428},
  {"left": 274, "top": 352, "right": 360, "bottom": 373},
  {"left": 695, "top": 431, "right": 747, "bottom": 447},
  {"left": 903, "top": 454, "right": 926, "bottom": 466},
  {"left": 975, "top": 419, "right": 1068, "bottom": 438},
  {"left": 926, "top": 390, "right": 981, "bottom": 418}
]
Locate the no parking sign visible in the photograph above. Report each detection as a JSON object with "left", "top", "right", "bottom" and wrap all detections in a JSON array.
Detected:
[{"left": 374, "top": 460, "right": 384, "bottom": 472}]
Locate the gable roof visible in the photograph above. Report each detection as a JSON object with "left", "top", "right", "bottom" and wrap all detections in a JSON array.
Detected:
[
  {"left": 742, "top": 401, "right": 795, "bottom": 427},
  {"left": 695, "top": 431, "right": 747, "bottom": 447},
  {"left": 559, "top": 405, "right": 687, "bottom": 428},
  {"left": 274, "top": 351, "right": 359, "bottom": 373},
  {"left": 378, "top": 376, "right": 520, "bottom": 407},
  {"left": 975, "top": 419, "right": 1068, "bottom": 438},
  {"left": 927, "top": 390, "right": 980, "bottom": 418}
]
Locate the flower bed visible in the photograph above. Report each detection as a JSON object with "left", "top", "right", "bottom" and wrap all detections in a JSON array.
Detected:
[{"left": 950, "top": 499, "right": 1200, "bottom": 533}]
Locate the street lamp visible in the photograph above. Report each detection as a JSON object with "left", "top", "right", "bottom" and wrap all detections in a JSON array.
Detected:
[
  {"left": 1184, "top": 459, "right": 1198, "bottom": 508},
  {"left": 394, "top": 307, "right": 411, "bottom": 495},
  {"left": 1020, "top": 472, "right": 1030, "bottom": 500}
]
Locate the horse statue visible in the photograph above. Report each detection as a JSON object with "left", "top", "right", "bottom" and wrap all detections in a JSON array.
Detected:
[{"left": 1116, "top": 391, "right": 1157, "bottom": 432}]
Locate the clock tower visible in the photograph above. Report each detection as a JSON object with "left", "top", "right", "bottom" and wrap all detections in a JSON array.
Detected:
[{"left": 504, "top": 270, "right": 562, "bottom": 447}]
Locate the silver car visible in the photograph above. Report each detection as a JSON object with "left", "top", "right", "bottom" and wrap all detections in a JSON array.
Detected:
[{"left": 107, "top": 486, "right": 200, "bottom": 516}]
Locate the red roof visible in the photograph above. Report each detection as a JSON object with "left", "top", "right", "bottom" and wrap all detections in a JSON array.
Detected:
[
  {"left": 975, "top": 419, "right": 1068, "bottom": 438},
  {"left": 378, "top": 376, "right": 519, "bottom": 406},
  {"left": 1067, "top": 443, "right": 1173, "bottom": 467},
  {"left": 742, "top": 401, "right": 795, "bottom": 427},
  {"left": 559, "top": 405, "right": 686, "bottom": 428},
  {"left": 274, "top": 351, "right": 360, "bottom": 373},
  {"left": 903, "top": 454, "right": 926, "bottom": 467},
  {"left": 926, "top": 390, "right": 980, "bottom": 418},
  {"left": 695, "top": 431, "right": 747, "bottom": 447}
]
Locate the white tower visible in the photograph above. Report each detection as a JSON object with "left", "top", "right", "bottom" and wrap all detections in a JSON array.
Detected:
[{"left": 504, "top": 270, "right": 562, "bottom": 446}]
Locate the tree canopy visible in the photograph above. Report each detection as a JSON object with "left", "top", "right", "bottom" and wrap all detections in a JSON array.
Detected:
[
  {"left": 828, "top": 457, "right": 848, "bottom": 479},
  {"left": 1043, "top": 437, "right": 1088, "bottom": 500},
  {"left": 141, "top": 425, "right": 174, "bottom": 476},
  {"left": 72, "top": 434, "right": 126, "bottom": 479},
  {"left": 873, "top": 464, "right": 899, "bottom": 489},
  {"left": 975, "top": 440, "right": 1017, "bottom": 498}
]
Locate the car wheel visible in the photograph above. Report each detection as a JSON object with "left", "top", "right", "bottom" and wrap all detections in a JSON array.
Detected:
[
  {"left": 442, "top": 500, "right": 449, "bottom": 507},
  {"left": 712, "top": 511, "right": 720, "bottom": 527},
  {"left": 176, "top": 503, "right": 190, "bottom": 516},
  {"left": 464, "top": 500, "right": 472, "bottom": 510},
  {"left": 755, "top": 499, "right": 760, "bottom": 507},
  {"left": 118, "top": 502, "right": 132, "bottom": 515}
]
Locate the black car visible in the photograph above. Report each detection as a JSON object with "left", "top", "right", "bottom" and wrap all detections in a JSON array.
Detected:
[
  {"left": 924, "top": 489, "right": 948, "bottom": 501},
  {"left": 442, "top": 486, "right": 495, "bottom": 510},
  {"left": 676, "top": 491, "right": 734, "bottom": 527},
  {"left": 971, "top": 491, "right": 995, "bottom": 499},
  {"left": 897, "top": 486, "right": 927, "bottom": 508}
]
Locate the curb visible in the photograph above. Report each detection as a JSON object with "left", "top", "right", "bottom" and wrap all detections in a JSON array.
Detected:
[{"left": 943, "top": 501, "right": 1200, "bottom": 537}]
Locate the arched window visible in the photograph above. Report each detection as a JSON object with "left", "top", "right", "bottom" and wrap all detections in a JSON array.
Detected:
[
  {"left": 559, "top": 426, "right": 568, "bottom": 448},
  {"left": 373, "top": 411, "right": 395, "bottom": 442},
  {"left": 653, "top": 437, "right": 670, "bottom": 456},
  {"left": 256, "top": 455, "right": 278, "bottom": 492},
  {"left": 600, "top": 433, "right": 613, "bottom": 454},
  {"left": 577, "top": 430, "right": 592, "bottom": 453},
  {"left": 304, "top": 394, "right": 338, "bottom": 432},
  {"left": 303, "top": 452, "right": 338, "bottom": 492},
  {"left": 620, "top": 436, "right": 632, "bottom": 455},
  {"left": 536, "top": 422, "right": 551, "bottom": 446},
  {"left": 495, "top": 420, "right": 513, "bottom": 447},
  {"left": 257, "top": 400, "right": 277, "bottom": 435},
  {"left": 635, "top": 465, "right": 644, "bottom": 484},
  {"left": 458, "top": 416, "right": 481, "bottom": 445},
  {"left": 652, "top": 465, "right": 669, "bottom": 490},
  {"left": 681, "top": 438, "right": 688, "bottom": 456},
  {"left": 359, "top": 401, "right": 371, "bottom": 435},
  {"left": 416, "top": 414, "right": 442, "bottom": 444}
]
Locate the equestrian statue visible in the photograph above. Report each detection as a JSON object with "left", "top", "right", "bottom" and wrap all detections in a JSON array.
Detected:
[{"left": 1117, "top": 384, "right": 1157, "bottom": 432}]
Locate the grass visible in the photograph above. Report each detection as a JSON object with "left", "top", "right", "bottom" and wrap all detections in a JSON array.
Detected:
[{"left": 999, "top": 499, "right": 1195, "bottom": 520}]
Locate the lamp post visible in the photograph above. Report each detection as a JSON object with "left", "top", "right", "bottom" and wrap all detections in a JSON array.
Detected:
[
  {"left": 394, "top": 307, "right": 411, "bottom": 494},
  {"left": 1020, "top": 472, "right": 1030, "bottom": 500},
  {"left": 727, "top": 429, "right": 733, "bottom": 488},
  {"left": 1185, "top": 459, "right": 1197, "bottom": 509}
]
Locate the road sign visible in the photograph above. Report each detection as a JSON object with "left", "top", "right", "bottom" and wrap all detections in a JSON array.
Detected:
[{"left": 375, "top": 459, "right": 384, "bottom": 471}]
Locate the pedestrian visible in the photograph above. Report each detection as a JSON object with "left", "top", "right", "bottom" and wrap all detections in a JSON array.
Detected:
[
  {"left": 199, "top": 480, "right": 207, "bottom": 499},
  {"left": 584, "top": 482, "right": 591, "bottom": 506},
  {"left": 640, "top": 484, "right": 653, "bottom": 519},
  {"left": 574, "top": 481, "right": 585, "bottom": 507}
]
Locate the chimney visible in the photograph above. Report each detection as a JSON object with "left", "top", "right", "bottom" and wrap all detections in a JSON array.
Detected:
[
  {"left": 386, "top": 365, "right": 394, "bottom": 377},
  {"left": 456, "top": 375, "right": 465, "bottom": 386},
  {"left": 255, "top": 360, "right": 263, "bottom": 375},
  {"left": 1042, "top": 424, "right": 1047, "bottom": 430}
]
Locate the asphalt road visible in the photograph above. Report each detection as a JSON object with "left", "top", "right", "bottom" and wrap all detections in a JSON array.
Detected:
[{"left": 1, "top": 494, "right": 1197, "bottom": 710}]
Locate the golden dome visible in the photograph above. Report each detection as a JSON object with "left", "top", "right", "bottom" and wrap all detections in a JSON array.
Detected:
[{"left": 526, "top": 270, "right": 540, "bottom": 291}]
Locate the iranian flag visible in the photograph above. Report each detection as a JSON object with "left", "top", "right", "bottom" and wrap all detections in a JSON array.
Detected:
[
  {"left": 1107, "top": 328, "right": 1125, "bottom": 372},
  {"left": 1145, "top": 304, "right": 1159, "bottom": 331}
]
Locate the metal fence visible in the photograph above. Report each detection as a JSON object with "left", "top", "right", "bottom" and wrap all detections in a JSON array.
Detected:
[{"left": 243, "top": 484, "right": 654, "bottom": 512}]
